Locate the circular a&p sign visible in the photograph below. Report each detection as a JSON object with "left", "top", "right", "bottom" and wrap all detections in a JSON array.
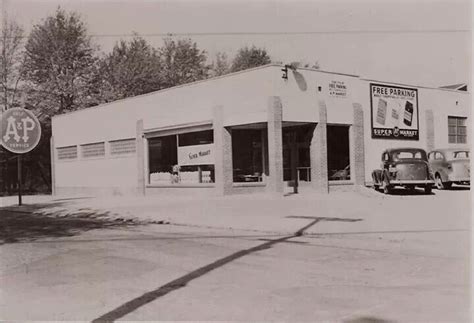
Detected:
[{"left": 1, "top": 108, "right": 42, "bottom": 154}]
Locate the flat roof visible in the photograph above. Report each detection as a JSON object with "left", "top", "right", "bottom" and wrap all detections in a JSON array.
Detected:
[{"left": 53, "top": 63, "right": 469, "bottom": 120}]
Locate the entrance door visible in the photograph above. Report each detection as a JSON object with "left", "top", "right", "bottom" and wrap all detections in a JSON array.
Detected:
[{"left": 282, "top": 125, "right": 314, "bottom": 192}]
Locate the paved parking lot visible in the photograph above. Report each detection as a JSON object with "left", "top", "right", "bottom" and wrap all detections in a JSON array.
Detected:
[{"left": 0, "top": 187, "right": 471, "bottom": 321}]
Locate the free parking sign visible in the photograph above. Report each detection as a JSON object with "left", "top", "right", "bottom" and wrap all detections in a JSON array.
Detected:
[{"left": 1, "top": 108, "right": 42, "bottom": 154}]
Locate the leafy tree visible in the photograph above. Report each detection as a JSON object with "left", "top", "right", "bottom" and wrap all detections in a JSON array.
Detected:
[
  {"left": 15, "top": 8, "right": 98, "bottom": 194},
  {"left": 159, "top": 38, "right": 210, "bottom": 88},
  {"left": 96, "top": 35, "right": 163, "bottom": 101},
  {"left": 230, "top": 46, "right": 271, "bottom": 73},
  {"left": 289, "top": 61, "right": 320, "bottom": 70},
  {"left": 210, "top": 52, "right": 230, "bottom": 77},
  {"left": 0, "top": 17, "right": 24, "bottom": 111},
  {"left": 23, "top": 8, "right": 97, "bottom": 117}
]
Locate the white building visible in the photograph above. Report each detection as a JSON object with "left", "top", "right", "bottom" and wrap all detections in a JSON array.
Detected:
[{"left": 51, "top": 64, "right": 470, "bottom": 196}]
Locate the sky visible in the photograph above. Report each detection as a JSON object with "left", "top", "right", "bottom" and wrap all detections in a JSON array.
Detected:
[{"left": 3, "top": 0, "right": 472, "bottom": 88}]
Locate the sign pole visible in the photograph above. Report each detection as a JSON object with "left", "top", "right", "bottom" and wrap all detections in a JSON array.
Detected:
[
  {"left": 1, "top": 107, "right": 42, "bottom": 206},
  {"left": 17, "top": 154, "right": 22, "bottom": 206}
]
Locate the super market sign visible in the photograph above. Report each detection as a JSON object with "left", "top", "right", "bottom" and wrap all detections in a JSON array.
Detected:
[{"left": 178, "top": 143, "right": 214, "bottom": 166}]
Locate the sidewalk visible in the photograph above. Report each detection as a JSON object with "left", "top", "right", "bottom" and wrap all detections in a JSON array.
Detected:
[{"left": 1, "top": 188, "right": 469, "bottom": 236}]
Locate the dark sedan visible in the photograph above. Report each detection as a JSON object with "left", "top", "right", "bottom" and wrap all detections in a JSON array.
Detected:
[{"left": 372, "top": 148, "right": 435, "bottom": 194}]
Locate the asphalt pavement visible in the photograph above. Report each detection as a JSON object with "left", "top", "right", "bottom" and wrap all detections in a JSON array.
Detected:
[{"left": 0, "top": 187, "right": 471, "bottom": 322}]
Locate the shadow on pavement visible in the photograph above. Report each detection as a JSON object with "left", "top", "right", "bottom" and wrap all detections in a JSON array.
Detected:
[
  {"left": 444, "top": 185, "right": 470, "bottom": 191},
  {"left": 92, "top": 216, "right": 361, "bottom": 322},
  {"left": 379, "top": 188, "right": 435, "bottom": 196},
  {"left": 0, "top": 201, "right": 141, "bottom": 244},
  {"left": 344, "top": 316, "right": 394, "bottom": 323}
]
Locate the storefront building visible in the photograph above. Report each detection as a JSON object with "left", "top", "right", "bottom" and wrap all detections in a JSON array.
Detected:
[{"left": 51, "top": 64, "right": 470, "bottom": 196}]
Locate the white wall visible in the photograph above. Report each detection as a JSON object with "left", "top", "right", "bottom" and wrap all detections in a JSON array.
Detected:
[
  {"left": 52, "top": 64, "right": 470, "bottom": 191},
  {"left": 270, "top": 67, "right": 360, "bottom": 124},
  {"left": 52, "top": 66, "right": 278, "bottom": 191},
  {"left": 55, "top": 155, "right": 137, "bottom": 189}
]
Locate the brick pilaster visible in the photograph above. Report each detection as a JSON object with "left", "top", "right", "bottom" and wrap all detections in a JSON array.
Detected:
[
  {"left": 213, "top": 105, "right": 233, "bottom": 195},
  {"left": 352, "top": 103, "right": 366, "bottom": 186},
  {"left": 310, "top": 100, "right": 328, "bottom": 193},
  {"left": 136, "top": 119, "right": 145, "bottom": 196},
  {"left": 267, "top": 96, "right": 284, "bottom": 194},
  {"left": 425, "top": 109, "right": 435, "bottom": 152}
]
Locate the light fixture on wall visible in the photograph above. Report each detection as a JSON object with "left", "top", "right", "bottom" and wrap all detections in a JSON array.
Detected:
[
  {"left": 281, "top": 65, "right": 289, "bottom": 80},
  {"left": 281, "top": 64, "right": 297, "bottom": 81}
]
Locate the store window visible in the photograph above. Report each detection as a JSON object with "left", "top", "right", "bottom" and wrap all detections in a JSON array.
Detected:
[
  {"left": 232, "top": 129, "right": 265, "bottom": 182},
  {"left": 148, "top": 130, "right": 215, "bottom": 185},
  {"left": 148, "top": 135, "right": 177, "bottom": 184},
  {"left": 178, "top": 130, "right": 213, "bottom": 146},
  {"left": 448, "top": 116, "right": 467, "bottom": 144},
  {"left": 327, "top": 126, "right": 350, "bottom": 181}
]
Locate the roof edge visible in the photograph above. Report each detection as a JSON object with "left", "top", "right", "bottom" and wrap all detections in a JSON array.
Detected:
[
  {"left": 361, "top": 78, "right": 471, "bottom": 93},
  {"left": 52, "top": 63, "right": 279, "bottom": 120}
]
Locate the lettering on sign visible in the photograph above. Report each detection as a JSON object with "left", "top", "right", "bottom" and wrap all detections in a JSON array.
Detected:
[
  {"left": 1, "top": 108, "right": 42, "bottom": 153},
  {"left": 178, "top": 143, "right": 214, "bottom": 166},
  {"left": 329, "top": 80, "right": 347, "bottom": 98},
  {"left": 370, "top": 83, "right": 419, "bottom": 140}
]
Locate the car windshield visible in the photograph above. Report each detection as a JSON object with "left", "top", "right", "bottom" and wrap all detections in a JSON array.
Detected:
[
  {"left": 449, "top": 151, "right": 469, "bottom": 160},
  {"left": 392, "top": 150, "right": 425, "bottom": 160}
]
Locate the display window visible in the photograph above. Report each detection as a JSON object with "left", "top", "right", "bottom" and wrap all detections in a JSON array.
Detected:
[
  {"left": 327, "top": 125, "right": 351, "bottom": 181},
  {"left": 148, "top": 130, "right": 215, "bottom": 185},
  {"left": 282, "top": 126, "right": 313, "bottom": 182},
  {"left": 232, "top": 129, "right": 266, "bottom": 182}
]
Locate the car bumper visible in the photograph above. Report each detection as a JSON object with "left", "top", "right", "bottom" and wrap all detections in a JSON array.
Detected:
[
  {"left": 389, "top": 179, "right": 435, "bottom": 185},
  {"left": 447, "top": 176, "right": 470, "bottom": 183}
]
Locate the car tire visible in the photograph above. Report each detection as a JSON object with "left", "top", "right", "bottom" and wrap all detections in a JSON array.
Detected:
[
  {"left": 424, "top": 185, "right": 432, "bottom": 194},
  {"left": 435, "top": 174, "right": 451, "bottom": 190}
]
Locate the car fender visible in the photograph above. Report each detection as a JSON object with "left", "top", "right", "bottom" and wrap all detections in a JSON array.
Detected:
[
  {"left": 436, "top": 167, "right": 450, "bottom": 182},
  {"left": 372, "top": 169, "right": 383, "bottom": 184}
]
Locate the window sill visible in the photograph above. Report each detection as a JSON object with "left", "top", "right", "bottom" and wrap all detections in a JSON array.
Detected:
[
  {"left": 147, "top": 183, "right": 215, "bottom": 188},
  {"left": 232, "top": 182, "right": 266, "bottom": 187},
  {"left": 328, "top": 180, "right": 354, "bottom": 185}
]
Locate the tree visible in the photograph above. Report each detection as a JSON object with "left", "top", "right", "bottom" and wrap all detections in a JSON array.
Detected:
[
  {"left": 23, "top": 8, "right": 97, "bottom": 117},
  {"left": 96, "top": 35, "right": 163, "bottom": 101},
  {"left": 0, "top": 17, "right": 24, "bottom": 111},
  {"left": 230, "top": 46, "right": 271, "bottom": 73},
  {"left": 210, "top": 52, "right": 230, "bottom": 77},
  {"left": 15, "top": 8, "right": 98, "bottom": 195},
  {"left": 159, "top": 38, "right": 210, "bottom": 88},
  {"left": 289, "top": 61, "right": 320, "bottom": 70}
]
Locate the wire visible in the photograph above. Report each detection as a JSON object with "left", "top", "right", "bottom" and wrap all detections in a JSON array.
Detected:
[
  {"left": 6, "top": 29, "right": 470, "bottom": 40},
  {"left": 89, "top": 29, "right": 471, "bottom": 37}
]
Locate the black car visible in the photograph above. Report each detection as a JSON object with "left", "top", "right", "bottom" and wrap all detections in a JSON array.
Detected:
[{"left": 372, "top": 148, "right": 435, "bottom": 194}]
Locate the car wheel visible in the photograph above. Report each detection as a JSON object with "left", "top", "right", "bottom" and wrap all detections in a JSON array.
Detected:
[
  {"left": 424, "top": 185, "right": 432, "bottom": 194},
  {"left": 435, "top": 174, "right": 450, "bottom": 190}
]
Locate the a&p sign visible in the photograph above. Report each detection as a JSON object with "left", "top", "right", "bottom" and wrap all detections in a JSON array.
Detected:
[{"left": 1, "top": 108, "right": 42, "bottom": 154}]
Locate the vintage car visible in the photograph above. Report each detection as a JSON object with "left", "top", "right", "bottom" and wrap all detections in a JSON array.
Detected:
[
  {"left": 372, "top": 148, "right": 435, "bottom": 194},
  {"left": 428, "top": 148, "right": 470, "bottom": 189}
]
